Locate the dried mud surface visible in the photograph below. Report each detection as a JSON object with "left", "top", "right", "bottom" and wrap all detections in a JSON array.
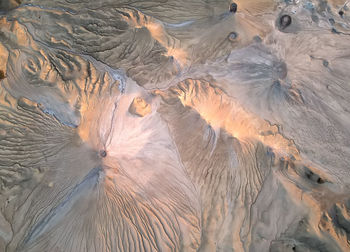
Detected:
[{"left": 0, "top": 0, "right": 350, "bottom": 251}]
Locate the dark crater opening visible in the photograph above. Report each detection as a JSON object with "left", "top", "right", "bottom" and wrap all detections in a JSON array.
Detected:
[
  {"left": 229, "top": 3, "right": 237, "bottom": 13},
  {"left": 279, "top": 14, "right": 292, "bottom": 30},
  {"left": 100, "top": 150, "right": 107, "bottom": 158},
  {"left": 305, "top": 168, "right": 325, "bottom": 184},
  {"left": 0, "top": 70, "right": 5, "bottom": 80}
]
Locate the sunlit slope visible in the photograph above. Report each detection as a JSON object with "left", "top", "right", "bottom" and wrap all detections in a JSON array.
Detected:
[
  {"left": 156, "top": 79, "right": 350, "bottom": 251},
  {"left": 0, "top": 0, "right": 349, "bottom": 251}
]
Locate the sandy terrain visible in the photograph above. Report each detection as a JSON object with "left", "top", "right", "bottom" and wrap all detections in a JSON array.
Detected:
[{"left": 0, "top": 0, "right": 350, "bottom": 251}]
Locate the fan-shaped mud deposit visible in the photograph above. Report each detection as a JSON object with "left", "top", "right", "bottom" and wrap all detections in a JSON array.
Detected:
[{"left": 0, "top": 0, "right": 350, "bottom": 251}]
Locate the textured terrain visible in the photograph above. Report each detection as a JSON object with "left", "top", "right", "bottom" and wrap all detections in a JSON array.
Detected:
[{"left": 0, "top": 0, "right": 350, "bottom": 251}]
